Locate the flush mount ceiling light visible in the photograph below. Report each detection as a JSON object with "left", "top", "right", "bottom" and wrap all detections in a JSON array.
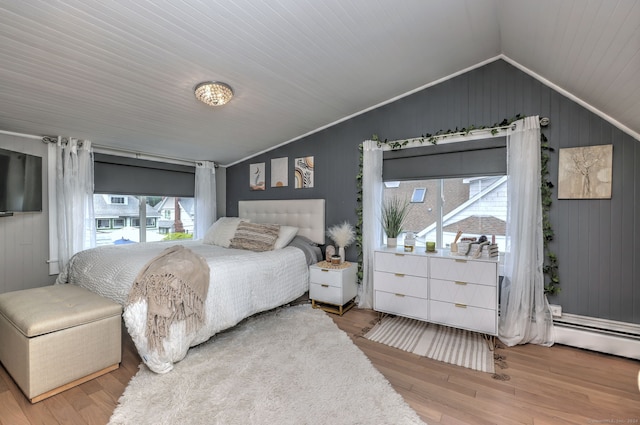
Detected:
[{"left": 194, "top": 81, "right": 233, "bottom": 106}]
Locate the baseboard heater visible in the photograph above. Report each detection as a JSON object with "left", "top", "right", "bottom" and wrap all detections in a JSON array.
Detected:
[{"left": 553, "top": 313, "right": 640, "bottom": 360}]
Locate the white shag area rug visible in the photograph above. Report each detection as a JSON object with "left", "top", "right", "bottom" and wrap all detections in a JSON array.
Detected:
[{"left": 109, "top": 305, "right": 426, "bottom": 425}]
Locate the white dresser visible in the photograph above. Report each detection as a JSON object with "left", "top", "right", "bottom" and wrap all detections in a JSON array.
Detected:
[{"left": 374, "top": 247, "right": 499, "bottom": 335}]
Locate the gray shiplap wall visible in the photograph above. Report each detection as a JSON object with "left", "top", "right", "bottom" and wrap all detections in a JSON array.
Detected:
[
  {"left": 226, "top": 59, "right": 640, "bottom": 324},
  {"left": 0, "top": 134, "right": 56, "bottom": 293}
]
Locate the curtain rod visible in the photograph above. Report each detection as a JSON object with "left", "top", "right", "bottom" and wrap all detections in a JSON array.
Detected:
[
  {"left": 384, "top": 117, "right": 550, "bottom": 147},
  {"left": 40, "top": 136, "right": 210, "bottom": 167}
]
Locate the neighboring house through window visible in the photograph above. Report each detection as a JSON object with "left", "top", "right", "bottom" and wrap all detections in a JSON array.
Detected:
[{"left": 93, "top": 194, "right": 195, "bottom": 246}]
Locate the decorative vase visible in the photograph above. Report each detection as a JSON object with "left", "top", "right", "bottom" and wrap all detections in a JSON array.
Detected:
[
  {"left": 338, "top": 246, "right": 345, "bottom": 263},
  {"left": 387, "top": 237, "right": 397, "bottom": 248},
  {"left": 325, "top": 245, "right": 335, "bottom": 262}
]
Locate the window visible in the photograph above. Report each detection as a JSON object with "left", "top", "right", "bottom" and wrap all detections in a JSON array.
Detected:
[
  {"left": 96, "top": 218, "right": 111, "bottom": 229},
  {"left": 383, "top": 176, "right": 507, "bottom": 250},
  {"left": 94, "top": 194, "right": 194, "bottom": 246},
  {"left": 109, "top": 196, "right": 126, "bottom": 205},
  {"left": 410, "top": 188, "right": 426, "bottom": 203}
]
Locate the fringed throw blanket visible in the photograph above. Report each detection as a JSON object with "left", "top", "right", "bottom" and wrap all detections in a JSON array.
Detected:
[{"left": 127, "top": 245, "right": 210, "bottom": 353}]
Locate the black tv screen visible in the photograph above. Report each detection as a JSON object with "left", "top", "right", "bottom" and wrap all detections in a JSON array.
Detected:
[{"left": 0, "top": 148, "right": 43, "bottom": 212}]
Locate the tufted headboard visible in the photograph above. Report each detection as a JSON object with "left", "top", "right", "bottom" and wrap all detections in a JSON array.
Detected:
[{"left": 238, "top": 199, "right": 325, "bottom": 245}]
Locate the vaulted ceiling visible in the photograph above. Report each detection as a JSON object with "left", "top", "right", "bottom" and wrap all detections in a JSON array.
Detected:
[{"left": 0, "top": 0, "right": 637, "bottom": 166}]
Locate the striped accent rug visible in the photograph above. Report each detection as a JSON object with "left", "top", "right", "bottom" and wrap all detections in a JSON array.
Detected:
[{"left": 365, "top": 315, "right": 495, "bottom": 374}]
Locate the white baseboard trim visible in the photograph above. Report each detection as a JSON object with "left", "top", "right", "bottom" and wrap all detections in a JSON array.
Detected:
[{"left": 553, "top": 314, "right": 640, "bottom": 360}]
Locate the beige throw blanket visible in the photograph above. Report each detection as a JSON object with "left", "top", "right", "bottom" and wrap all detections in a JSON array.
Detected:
[{"left": 128, "top": 245, "right": 210, "bottom": 353}]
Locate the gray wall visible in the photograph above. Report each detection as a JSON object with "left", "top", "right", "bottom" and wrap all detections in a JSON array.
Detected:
[
  {"left": 0, "top": 134, "right": 57, "bottom": 293},
  {"left": 226, "top": 59, "right": 640, "bottom": 324}
]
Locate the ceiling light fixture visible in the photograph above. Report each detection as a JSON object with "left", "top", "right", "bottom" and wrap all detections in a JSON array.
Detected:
[{"left": 194, "top": 81, "right": 233, "bottom": 106}]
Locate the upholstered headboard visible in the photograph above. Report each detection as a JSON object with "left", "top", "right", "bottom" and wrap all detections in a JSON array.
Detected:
[{"left": 238, "top": 199, "right": 325, "bottom": 245}]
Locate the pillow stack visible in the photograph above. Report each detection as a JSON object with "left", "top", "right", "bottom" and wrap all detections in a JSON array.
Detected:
[{"left": 203, "top": 217, "right": 299, "bottom": 252}]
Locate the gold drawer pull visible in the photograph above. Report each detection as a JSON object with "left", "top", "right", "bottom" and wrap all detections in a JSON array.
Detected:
[
  {"left": 394, "top": 273, "right": 405, "bottom": 277},
  {"left": 321, "top": 284, "right": 329, "bottom": 288},
  {"left": 455, "top": 303, "right": 467, "bottom": 308},
  {"left": 455, "top": 281, "right": 467, "bottom": 285},
  {"left": 395, "top": 293, "right": 405, "bottom": 297},
  {"left": 455, "top": 259, "right": 467, "bottom": 263},
  {"left": 394, "top": 253, "right": 405, "bottom": 257},
  {"left": 321, "top": 269, "right": 330, "bottom": 272}
]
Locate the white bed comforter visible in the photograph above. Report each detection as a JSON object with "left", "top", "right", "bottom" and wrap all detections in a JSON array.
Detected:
[{"left": 55, "top": 240, "right": 309, "bottom": 373}]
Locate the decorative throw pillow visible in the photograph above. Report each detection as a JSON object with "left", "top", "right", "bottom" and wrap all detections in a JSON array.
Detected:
[
  {"left": 203, "top": 217, "right": 248, "bottom": 247},
  {"left": 229, "top": 222, "right": 281, "bottom": 252},
  {"left": 272, "top": 225, "right": 299, "bottom": 250}
]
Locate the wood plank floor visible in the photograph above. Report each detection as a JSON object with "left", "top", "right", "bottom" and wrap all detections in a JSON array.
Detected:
[{"left": 1, "top": 305, "right": 639, "bottom": 424}]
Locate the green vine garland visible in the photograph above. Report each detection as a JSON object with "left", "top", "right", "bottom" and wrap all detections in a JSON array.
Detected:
[
  {"left": 540, "top": 133, "right": 560, "bottom": 295},
  {"left": 356, "top": 115, "right": 560, "bottom": 295}
]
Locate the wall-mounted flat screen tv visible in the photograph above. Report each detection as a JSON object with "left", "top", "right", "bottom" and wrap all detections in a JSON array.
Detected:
[{"left": 0, "top": 147, "right": 43, "bottom": 212}]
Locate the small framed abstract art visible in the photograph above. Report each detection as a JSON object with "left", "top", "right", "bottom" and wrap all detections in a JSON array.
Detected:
[
  {"left": 294, "top": 156, "right": 314, "bottom": 189},
  {"left": 249, "top": 162, "right": 265, "bottom": 191},
  {"left": 271, "top": 157, "right": 288, "bottom": 188},
  {"left": 558, "top": 144, "right": 613, "bottom": 199}
]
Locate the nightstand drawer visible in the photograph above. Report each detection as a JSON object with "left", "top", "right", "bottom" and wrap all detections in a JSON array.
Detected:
[
  {"left": 374, "top": 291, "right": 428, "bottom": 321},
  {"left": 374, "top": 271, "right": 427, "bottom": 298},
  {"left": 430, "top": 279, "right": 497, "bottom": 309},
  {"left": 309, "top": 267, "right": 345, "bottom": 288},
  {"left": 310, "top": 283, "right": 345, "bottom": 305}
]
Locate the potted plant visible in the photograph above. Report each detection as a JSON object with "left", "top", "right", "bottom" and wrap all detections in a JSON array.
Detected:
[{"left": 381, "top": 197, "right": 410, "bottom": 247}]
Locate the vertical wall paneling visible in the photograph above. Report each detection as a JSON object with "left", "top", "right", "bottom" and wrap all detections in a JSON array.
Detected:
[
  {"left": 619, "top": 134, "right": 636, "bottom": 321},
  {"left": 608, "top": 128, "right": 623, "bottom": 319},
  {"left": 634, "top": 141, "right": 640, "bottom": 323},
  {"left": 226, "top": 59, "right": 639, "bottom": 324},
  {"left": 0, "top": 134, "right": 56, "bottom": 294}
]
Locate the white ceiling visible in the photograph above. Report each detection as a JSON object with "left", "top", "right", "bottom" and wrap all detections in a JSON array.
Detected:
[{"left": 0, "top": 0, "right": 637, "bottom": 166}]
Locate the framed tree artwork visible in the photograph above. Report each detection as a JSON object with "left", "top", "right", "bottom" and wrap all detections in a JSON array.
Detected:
[{"left": 558, "top": 144, "right": 613, "bottom": 199}]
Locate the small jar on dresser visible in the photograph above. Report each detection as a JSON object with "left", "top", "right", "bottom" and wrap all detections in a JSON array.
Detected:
[{"left": 309, "top": 262, "right": 357, "bottom": 315}]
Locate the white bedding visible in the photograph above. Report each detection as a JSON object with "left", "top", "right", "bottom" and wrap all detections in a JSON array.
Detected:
[{"left": 55, "top": 240, "right": 309, "bottom": 373}]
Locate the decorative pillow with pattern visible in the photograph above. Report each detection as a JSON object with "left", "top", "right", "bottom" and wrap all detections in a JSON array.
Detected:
[{"left": 229, "top": 222, "right": 281, "bottom": 252}]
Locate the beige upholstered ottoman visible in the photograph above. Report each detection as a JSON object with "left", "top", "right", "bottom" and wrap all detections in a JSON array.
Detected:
[{"left": 0, "top": 284, "right": 122, "bottom": 403}]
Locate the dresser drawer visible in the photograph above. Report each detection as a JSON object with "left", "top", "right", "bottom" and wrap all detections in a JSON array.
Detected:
[
  {"left": 375, "top": 251, "right": 427, "bottom": 277},
  {"left": 374, "top": 291, "right": 428, "bottom": 321},
  {"left": 374, "top": 271, "right": 427, "bottom": 298},
  {"left": 429, "top": 300, "right": 497, "bottom": 335},
  {"left": 430, "top": 279, "right": 497, "bottom": 309},
  {"left": 430, "top": 257, "right": 497, "bottom": 286}
]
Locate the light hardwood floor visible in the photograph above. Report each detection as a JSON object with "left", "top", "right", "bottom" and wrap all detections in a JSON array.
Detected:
[{"left": 1, "top": 305, "right": 639, "bottom": 425}]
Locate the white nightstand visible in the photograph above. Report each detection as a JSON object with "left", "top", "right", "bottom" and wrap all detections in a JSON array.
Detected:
[{"left": 309, "top": 262, "right": 357, "bottom": 315}]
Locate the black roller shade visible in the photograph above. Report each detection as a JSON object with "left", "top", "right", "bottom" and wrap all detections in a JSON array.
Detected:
[
  {"left": 94, "top": 154, "right": 195, "bottom": 197},
  {"left": 383, "top": 137, "right": 506, "bottom": 180}
]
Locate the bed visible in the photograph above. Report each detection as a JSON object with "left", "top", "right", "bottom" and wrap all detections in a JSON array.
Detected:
[{"left": 55, "top": 199, "right": 325, "bottom": 373}]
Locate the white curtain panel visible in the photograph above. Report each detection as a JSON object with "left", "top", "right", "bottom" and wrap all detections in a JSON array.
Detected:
[
  {"left": 54, "top": 137, "right": 95, "bottom": 270},
  {"left": 194, "top": 160, "right": 217, "bottom": 239},
  {"left": 359, "top": 140, "right": 383, "bottom": 309},
  {"left": 499, "top": 116, "right": 554, "bottom": 347}
]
